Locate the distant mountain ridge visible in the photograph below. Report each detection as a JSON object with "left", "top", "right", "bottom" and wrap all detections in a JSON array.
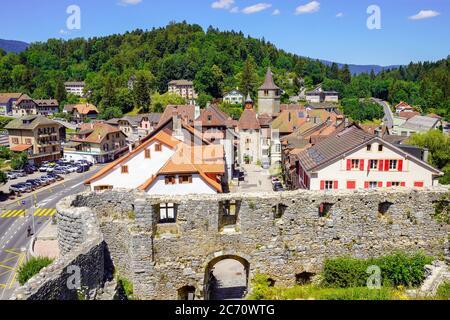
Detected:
[
  {"left": 0, "top": 39, "right": 29, "bottom": 53},
  {"left": 320, "top": 59, "right": 401, "bottom": 75}
]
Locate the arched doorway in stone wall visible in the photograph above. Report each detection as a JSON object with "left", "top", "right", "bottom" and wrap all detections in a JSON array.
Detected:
[{"left": 204, "top": 255, "right": 250, "bottom": 300}]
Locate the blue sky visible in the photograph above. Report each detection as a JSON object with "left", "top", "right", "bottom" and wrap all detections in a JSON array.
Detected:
[{"left": 1, "top": 0, "right": 448, "bottom": 66}]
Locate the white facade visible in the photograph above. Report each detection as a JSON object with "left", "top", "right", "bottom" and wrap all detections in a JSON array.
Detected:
[
  {"left": 239, "top": 129, "right": 261, "bottom": 164},
  {"left": 89, "top": 140, "right": 175, "bottom": 190},
  {"left": 301, "top": 141, "right": 440, "bottom": 190},
  {"left": 64, "top": 82, "right": 85, "bottom": 97},
  {"left": 146, "top": 174, "right": 216, "bottom": 195},
  {"left": 223, "top": 91, "right": 244, "bottom": 105}
]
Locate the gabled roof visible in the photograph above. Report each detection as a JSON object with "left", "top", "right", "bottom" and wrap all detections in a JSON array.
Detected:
[
  {"left": 238, "top": 108, "right": 260, "bottom": 130},
  {"left": 394, "top": 101, "right": 414, "bottom": 110},
  {"left": 224, "top": 89, "right": 244, "bottom": 96},
  {"left": 84, "top": 130, "right": 180, "bottom": 184},
  {"left": 259, "top": 67, "right": 280, "bottom": 91},
  {"left": 64, "top": 81, "right": 85, "bottom": 86},
  {"left": 16, "top": 94, "right": 34, "bottom": 105},
  {"left": 71, "top": 122, "right": 123, "bottom": 144},
  {"left": 272, "top": 109, "right": 308, "bottom": 134},
  {"left": 5, "top": 115, "right": 61, "bottom": 130},
  {"left": 158, "top": 105, "right": 196, "bottom": 127},
  {"left": 196, "top": 104, "right": 234, "bottom": 127},
  {"left": 35, "top": 99, "right": 59, "bottom": 107},
  {"left": 0, "top": 93, "right": 23, "bottom": 104},
  {"left": 398, "top": 111, "right": 421, "bottom": 119},
  {"left": 401, "top": 115, "right": 441, "bottom": 131},
  {"left": 168, "top": 79, "right": 193, "bottom": 86}
]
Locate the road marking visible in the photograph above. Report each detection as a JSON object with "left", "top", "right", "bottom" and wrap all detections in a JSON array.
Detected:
[
  {"left": 33, "top": 208, "right": 57, "bottom": 217},
  {"left": 5, "top": 210, "right": 18, "bottom": 218},
  {"left": 43, "top": 209, "right": 57, "bottom": 217},
  {"left": 1, "top": 210, "right": 12, "bottom": 218}
]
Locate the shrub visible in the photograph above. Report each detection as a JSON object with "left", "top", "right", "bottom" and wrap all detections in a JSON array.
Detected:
[
  {"left": 18, "top": 257, "right": 54, "bottom": 285},
  {"left": 436, "top": 282, "right": 450, "bottom": 300},
  {"left": 322, "top": 252, "right": 433, "bottom": 289},
  {"left": 117, "top": 275, "right": 134, "bottom": 300},
  {"left": 248, "top": 274, "right": 275, "bottom": 300}
]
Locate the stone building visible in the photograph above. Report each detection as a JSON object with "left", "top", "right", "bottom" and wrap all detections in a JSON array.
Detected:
[{"left": 258, "top": 67, "right": 281, "bottom": 116}]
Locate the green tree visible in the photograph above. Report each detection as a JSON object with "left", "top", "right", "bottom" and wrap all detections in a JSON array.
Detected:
[
  {"left": 239, "top": 56, "right": 259, "bottom": 96},
  {"left": 116, "top": 88, "right": 135, "bottom": 114},
  {"left": 194, "top": 64, "right": 224, "bottom": 98},
  {"left": 0, "top": 171, "right": 7, "bottom": 184},
  {"left": 134, "top": 72, "right": 153, "bottom": 113},
  {"left": 151, "top": 92, "right": 186, "bottom": 112},
  {"left": 196, "top": 93, "right": 213, "bottom": 108},
  {"left": 11, "top": 152, "right": 28, "bottom": 170},
  {"left": 340, "top": 64, "right": 351, "bottom": 84},
  {"left": 55, "top": 79, "right": 67, "bottom": 107}
]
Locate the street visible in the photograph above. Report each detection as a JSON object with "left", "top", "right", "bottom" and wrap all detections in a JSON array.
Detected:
[
  {"left": 0, "top": 166, "right": 102, "bottom": 300},
  {"left": 371, "top": 98, "right": 394, "bottom": 129}
]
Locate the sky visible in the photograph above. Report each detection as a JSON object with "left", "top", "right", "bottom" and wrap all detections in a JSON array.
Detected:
[{"left": 0, "top": 0, "right": 448, "bottom": 66}]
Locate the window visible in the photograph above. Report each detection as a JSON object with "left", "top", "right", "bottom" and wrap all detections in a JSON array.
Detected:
[
  {"left": 179, "top": 175, "right": 192, "bottom": 184},
  {"left": 165, "top": 175, "right": 176, "bottom": 185},
  {"left": 155, "top": 143, "right": 162, "bottom": 152},
  {"left": 370, "top": 160, "right": 378, "bottom": 170},
  {"left": 351, "top": 159, "right": 360, "bottom": 170},
  {"left": 207, "top": 115, "right": 212, "bottom": 121},
  {"left": 264, "top": 90, "right": 269, "bottom": 96},
  {"left": 121, "top": 166, "right": 129, "bottom": 174},
  {"left": 94, "top": 185, "right": 113, "bottom": 191},
  {"left": 25, "top": 139, "right": 32, "bottom": 145},
  {"left": 325, "top": 181, "right": 334, "bottom": 190},
  {"left": 390, "top": 182, "right": 401, "bottom": 187},
  {"left": 367, "top": 144, "right": 372, "bottom": 151},
  {"left": 347, "top": 181, "right": 356, "bottom": 189},
  {"left": 145, "top": 149, "right": 151, "bottom": 159},
  {"left": 389, "top": 160, "right": 398, "bottom": 170},
  {"left": 378, "top": 144, "right": 384, "bottom": 152},
  {"left": 159, "top": 203, "right": 177, "bottom": 223},
  {"left": 368, "top": 181, "right": 378, "bottom": 189},
  {"left": 12, "top": 138, "right": 19, "bottom": 144}
]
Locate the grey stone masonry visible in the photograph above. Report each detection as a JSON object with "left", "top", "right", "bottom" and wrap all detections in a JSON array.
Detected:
[{"left": 12, "top": 187, "right": 450, "bottom": 300}]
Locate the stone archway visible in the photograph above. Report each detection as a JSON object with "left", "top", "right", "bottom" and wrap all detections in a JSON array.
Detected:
[{"left": 204, "top": 255, "right": 250, "bottom": 300}]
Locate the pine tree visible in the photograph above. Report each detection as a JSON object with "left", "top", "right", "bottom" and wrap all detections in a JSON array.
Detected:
[
  {"left": 239, "top": 56, "right": 258, "bottom": 96},
  {"left": 134, "top": 74, "right": 152, "bottom": 113},
  {"left": 330, "top": 63, "right": 339, "bottom": 80},
  {"left": 55, "top": 80, "right": 67, "bottom": 106},
  {"left": 340, "top": 64, "right": 351, "bottom": 84}
]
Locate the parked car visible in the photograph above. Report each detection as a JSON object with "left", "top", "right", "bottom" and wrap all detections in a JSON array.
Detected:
[
  {"left": 12, "top": 170, "right": 27, "bottom": 177},
  {"left": 37, "top": 177, "right": 51, "bottom": 185},
  {"left": 48, "top": 173, "right": 64, "bottom": 181},
  {"left": 26, "top": 179, "right": 42, "bottom": 188},
  {"left": 6, "top": 172, "right": 18, "bottom": 180},
  {"left": 10, "top": 183, "right": 32, "bottom": 193},
  {"left": 39, "top": 166, "right": 50, "bottom": 172},
  {"left": 45, "top": 175, "right": 57, "bottom": 183}
]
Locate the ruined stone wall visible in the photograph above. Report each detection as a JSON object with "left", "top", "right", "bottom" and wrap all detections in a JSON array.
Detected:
[
  {"left": 14, "top": 188, "right": 450, "bottom": 300},
  {"left": 11, "top": 197, "right": 105, "bottom": 300}
]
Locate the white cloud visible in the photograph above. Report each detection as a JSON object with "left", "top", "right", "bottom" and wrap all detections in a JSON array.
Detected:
[
  {"left": 230, "top": 6, "right": 240, "bottom": 13},
  {"left": 409, "top": 10, "right": 440, "bottom": 20},
  {"left": 295, "top": 1, "right": 320, "bottom": 15},
  {"left": 118, "top": 0, "right": 142, "bottom": 6},
  {"left": 336, "top": 12, "right": 343, "bottom": 18},
  {"left": 242, "top": 3, "right": 272, "bottom": 14},
  {"left": 272, "top": 9, "right": 281, "bottom": 16},
  {"left": 211, "top": 0, "right": 235, "bottom": 10},
  {"left": 59, "top": 29, "right": 68, "bottom": 35}
]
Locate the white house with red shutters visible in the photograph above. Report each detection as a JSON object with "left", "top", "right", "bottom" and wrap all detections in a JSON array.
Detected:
[{"left": 294, "top": 125, "right": 442, "bottom": 191}]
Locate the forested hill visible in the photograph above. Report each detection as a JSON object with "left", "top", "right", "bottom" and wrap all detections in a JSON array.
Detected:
[
  {"left": 0, "top": 39, "right": 28, "bottom": 53},
  {"left": 0, "top": 22, "right": 448, "bottom": 120}
]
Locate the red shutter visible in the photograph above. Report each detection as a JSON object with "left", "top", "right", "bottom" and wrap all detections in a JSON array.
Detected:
[
  {"left": 360, "top": 160, "right": 365, "bottom": 171},
  {"left": 334, "top": 181, "right": 339, "bottom": 189},
  {"left": 401, "top": 182, "right": 406, "bottom": 187},
  {"left": 398, "top": 160, "right": 403, "bottom": 172},
  {"left": 347, "top": 159, "right": 351, "bottom": 171},
  {"left": 320, "top": 181, "right": 325, "bottom": 190},
  {"left": 387, "top": 182, "right": 392, "bottom": 187},
  {"left": 379, "top": 160, "right": 384, "bottom": 171},
  {"left": 364, "top": 182, "right": 369, "bottom": 189},
  {"left": 347, "top": 181, "right": 356, "bottom": 189},
  {"left": 414, "top": 181, "right": 424, "bottom": 188},
  {"left": 378, "top": 181, "right": 383, "bottom": 188},
  {"left": 384, "top": 160, "right": 390, "bottom": 171}
]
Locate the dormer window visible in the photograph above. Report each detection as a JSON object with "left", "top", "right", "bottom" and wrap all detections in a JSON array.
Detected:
[
  {"left": 378, "top": 144, "right": 384, "bottom": 152},
  {"left": 367, "top": 144, "right": 372, "bottom": 151}
]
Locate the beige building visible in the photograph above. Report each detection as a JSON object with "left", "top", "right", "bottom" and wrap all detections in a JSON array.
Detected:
[
  {"left": 258, "top": 67, "right": 281, "bottom": 116},
  {"left": 5, "top": 115, "right": 62, "bottom": 164},
  {"left": 168, "top": 80, "right": 197, "bottom": 103},
  {"left": 64, "top": 122, "right": 128, "bottom": 164},
  {"left": 63, "top": 103, "right": 99, "bottom": 123}
]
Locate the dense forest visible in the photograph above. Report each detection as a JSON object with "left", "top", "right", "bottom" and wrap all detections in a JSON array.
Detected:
[{"left": 0, "top": 21, "right": 449, "bottom": 120}]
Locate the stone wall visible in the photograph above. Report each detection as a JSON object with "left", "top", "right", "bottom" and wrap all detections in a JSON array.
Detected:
[
  {"left": 11, "top": 196, "right": 106, "bottom": 300},
  {"left": 13, "top": 187, "right": 450, "bottom": 300}
]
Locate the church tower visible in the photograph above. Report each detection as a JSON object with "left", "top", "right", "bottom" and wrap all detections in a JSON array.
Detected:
[{"left": 258, "top": 67, "right": 281, "bottom": 116}]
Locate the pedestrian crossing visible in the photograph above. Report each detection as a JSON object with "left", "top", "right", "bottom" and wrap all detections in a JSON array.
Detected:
[{"left": 0, "top": 208, "right": 57, "bottom": 220}]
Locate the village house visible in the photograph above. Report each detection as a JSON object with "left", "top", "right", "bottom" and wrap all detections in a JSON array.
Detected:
[
  {"left": 290, "top": 124, "right": 442, "bottom": 191},
  {"left": 168, "top": 80, "right": 197, "bottom": 103},
  {"left": 0, "top": 93, "right": 23, "bottom": 116},
  {"left": 64, "top": 81, "right": 85, "bottom": 97},
  {"left": 107, "top": 113, "right": 161, "bottom": 142},
  {"left": 223, "top": 89, "right": 244, "bottom": 105},
  {"left": 305, "top": 85, "right": 339, "bottom": 103},
  {"left": 12, "top": 95, "right": 60, "bottom": 117},
  {"left": 84, "top": 117, "right": 226, "bottom": 195},
  {"left": 63, "top": 122, "right": 127, "bottom": 164},
  {"left": 63, "top": 103, "right": 99, "bottom": 123},
  {"left": 5, "top": 115, "right": 63, "bottom": 164},
  {"left": 394, "top": 101, "right": 415, "bottom": 114}
]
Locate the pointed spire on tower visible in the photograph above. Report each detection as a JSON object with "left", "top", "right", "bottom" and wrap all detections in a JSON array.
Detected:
[
  {"left": 259, "top": 67, "right": 280, "bottom": 91},
  {"left": 244, "top": 93, "right": 254, "bottom": 109}
]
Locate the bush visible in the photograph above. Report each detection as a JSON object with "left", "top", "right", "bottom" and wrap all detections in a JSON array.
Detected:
[
  {"left": 436, "top": 282, "right": 450, "bottom": 300},
  {"left": 117, "top": 275, "right": 134, "bottom": 299},
  {"left": 18, "top": 257, "right": 54, "bottom": 285},
  {"left": 322, "top": 252, "right": 433, "bottom": 288}
]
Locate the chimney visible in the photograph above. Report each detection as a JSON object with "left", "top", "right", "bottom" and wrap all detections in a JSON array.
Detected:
[
  {"left": 195, "top": 105, "right": 201, "bottom": 120},
  {"left": 423, "top": 148, "right": 429, "bottom": 163},
  {"left": 172, "top": 114, "right": 184, "bottom": 141},
  {"left": 128, "top": 143, "right": 133, "bottom": 152}
]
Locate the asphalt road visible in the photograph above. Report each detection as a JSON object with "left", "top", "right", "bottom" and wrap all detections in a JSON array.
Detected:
[
  {"left": 372, "top": 98, "right": 394, "bottom": 129},
  {"left": 0, "top": 166, "right": 102, "bottom": 300}
]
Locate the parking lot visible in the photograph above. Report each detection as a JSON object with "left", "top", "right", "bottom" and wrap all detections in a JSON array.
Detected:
[{"left": 0, "top": 160, "right": 94, "bottom": 202}]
